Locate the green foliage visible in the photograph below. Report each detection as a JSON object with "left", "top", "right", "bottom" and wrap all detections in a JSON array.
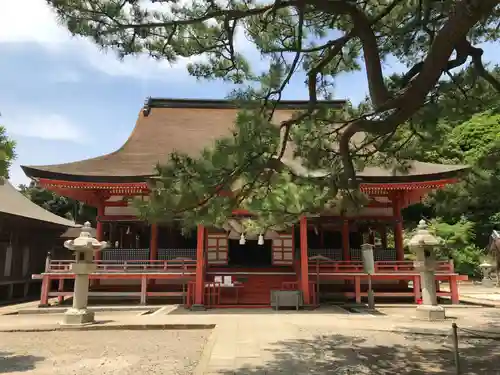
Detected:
[
  {"left": 19, "top": 181, "right": 97, "bottom": 224},
  {"left": 397, "top": 67, "right": 500, "bottom": 252},
  {"left": 427, "top": 218, "right": 483, "bottom": 278},
  {"left": 0, "top": 125, "right": 16, "bottom": 179},
  {"left": 451, "top": 245, "right": 484, "bottom": 278},
  {"left": 428, "top": 109, "right": 500, "bottom": 246},
  {"left": 447, "top": 111, "right": 500, "bottom": 164},
  {"left": 135, "top": 108, "right": 369, "bottom": 231},
  {"left": 49, "top": 0, "right": 500, "bottom": 240}
]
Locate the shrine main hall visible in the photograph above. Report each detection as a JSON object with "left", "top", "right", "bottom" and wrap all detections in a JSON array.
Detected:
[{"left": 22, "top": 98, "right": 469, "bottom": 308}]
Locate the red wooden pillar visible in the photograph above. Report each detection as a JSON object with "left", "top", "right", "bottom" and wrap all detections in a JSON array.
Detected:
[
  {"left": 413, "top": 275, "right": 421, "bottom": 303},
  {"left": 342, "top": 219, "right": 350, "bottom": 261},
  {"left": 39, "top": 275, "right": 50, "bottom": 307},
  {"left": 57, "top": 279, "right": 64, "bottom": 304},
  {"left": 95, "top": 201, "right": 105, "bottom": 261},
  {"left": 450, "top": 275, "right": 459, "bottom": 304},
  {"left": 392, "top": 192, "right": 405, "bottom": 261},
  {"left": 300, "top": 216, "right": 310, "bottom": 305},
  {"left": 194, "top": 224, "right": 205, "bottom": 308},
  {"left": 149, "top": 223, "right": 159, "bottom": 287},
  {"left": 354, "top": 276, "right": 361, "bottom": 303}
]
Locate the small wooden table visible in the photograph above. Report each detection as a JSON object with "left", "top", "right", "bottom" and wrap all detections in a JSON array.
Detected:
[
  {"left": 219, "top": 283, "right": 244, "bottom": 304},
  {"left": 205, "top": 282, "right": 244, "bottom": 306}
]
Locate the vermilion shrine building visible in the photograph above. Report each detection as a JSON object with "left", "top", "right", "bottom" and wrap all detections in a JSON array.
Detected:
[{"left": 23, "top": 99, "right": 469, "bottom": 308}]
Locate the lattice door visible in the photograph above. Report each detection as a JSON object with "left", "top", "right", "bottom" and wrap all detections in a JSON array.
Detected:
[
  {"left": 206, "top": 232, "right": 228, "bottom": 265},
  {"left": 272, "top": 233, "right": 294, "bottom": 265}
]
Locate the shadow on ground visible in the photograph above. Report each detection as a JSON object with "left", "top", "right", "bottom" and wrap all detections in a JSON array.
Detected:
[
  {"left": 0, "top": 351, "right": 44, "bottom": 373},
  {"left": 217, "top": 331, "right": 500, "bottom": 375},
  {"left": 481, "top": 310, "right": 500, "bottom": 329}
]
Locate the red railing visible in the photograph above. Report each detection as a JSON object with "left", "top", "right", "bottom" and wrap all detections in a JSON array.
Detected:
[
  {"left": 47, "top": 259, "right": 197, "bottom": 273},
  {"left": 46, "top": 259, "right": 454, "bottom": 275},
  {"left": 307, "top": 260, "right": 455, "bottom": 274}
]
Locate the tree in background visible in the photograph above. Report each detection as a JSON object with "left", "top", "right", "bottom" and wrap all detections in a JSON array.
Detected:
[
  {"left": 48, "top": 1, "right": 500, "bottom": 233},
  {"left": 395, "top": 67, "right": 500, "bottom": 276},
  {"left": 431, "top": 111, "right": 500, "bottom": 245},
  {"left": 430, "top": 218, "right": 483, "bottom": 278},
  {"left": 0, "top": 125, "right": 16, "bottom": 179},
  {"left": 19, "top": 181, "right": 97, "bottom": 224}
]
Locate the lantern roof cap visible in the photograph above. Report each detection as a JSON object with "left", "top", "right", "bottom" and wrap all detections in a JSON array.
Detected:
[
  {"left": 63, "top": 221, "right": 108, "bottom": 252},
  {"left": 407, "top": 219, "right": 440, "bottom": 247}
]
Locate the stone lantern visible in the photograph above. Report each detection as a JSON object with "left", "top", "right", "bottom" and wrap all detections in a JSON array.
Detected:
[
  {"left": 62, "top": 222, "right": 107, "bottom": 325},
  {"left": 361, "top": 243, "right": 375, "bottom": 309},
  {"left": 408, "top": 219, "right": 445, "bottom": 321},
  {"left": 479, "top": 260, "right": 494, "bottom": 287}
]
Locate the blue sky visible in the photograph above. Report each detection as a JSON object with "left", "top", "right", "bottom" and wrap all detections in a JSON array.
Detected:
[{"left": 0, "top": 0, "right": 498, "bottom": 188}]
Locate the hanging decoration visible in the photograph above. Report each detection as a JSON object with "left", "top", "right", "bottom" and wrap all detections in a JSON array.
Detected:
[{"left": 257, "top": 234, "right": 264, "bottom": 246}]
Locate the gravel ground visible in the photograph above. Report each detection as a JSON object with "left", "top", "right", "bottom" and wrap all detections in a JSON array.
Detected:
[
  {"left": 0, "top": 330, "right": 210, "bottom": 375},
  {"left": 245, "top": 327, "right": 500, "bottom": 375}
]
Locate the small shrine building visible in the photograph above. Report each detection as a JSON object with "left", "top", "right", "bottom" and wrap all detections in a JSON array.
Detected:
[{"left": 0, "top": 179, "right": 78, "bottom": 302}]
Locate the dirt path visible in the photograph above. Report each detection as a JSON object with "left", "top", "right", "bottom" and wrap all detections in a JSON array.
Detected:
[{"left": 0, "top": 330, "right": 209, "bottom": 374}]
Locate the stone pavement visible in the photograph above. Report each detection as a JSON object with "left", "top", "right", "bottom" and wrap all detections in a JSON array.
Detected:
[
  {"left": 458, "top": 284, "right": 500, "bottom": 305},
  {"left": 1, "top": 304, "right": 499, "bottom": 374},
  {"left": 438, "top": 282, "right": 500, "bottom": 306}
]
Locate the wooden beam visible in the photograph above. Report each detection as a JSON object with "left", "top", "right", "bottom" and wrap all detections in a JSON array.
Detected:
[
  {"left": 361, "top": 178, "right": 459, "bottom": 191},
  {"left": 97, "top": 215, "right": 140, "bottom": 221},
  {"left": 104, "top": 201, "right": 129, "bottom": 207}
]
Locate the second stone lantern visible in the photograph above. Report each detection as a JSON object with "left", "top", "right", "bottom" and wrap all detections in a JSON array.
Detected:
[
  {"left": 62, "top": 221, "right": 107, "bottom": 325},
  {"left": 408, "top": 219, "right": 445, "bottom": 321}
]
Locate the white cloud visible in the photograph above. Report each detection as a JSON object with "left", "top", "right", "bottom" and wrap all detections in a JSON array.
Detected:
[
  {"left": 80, "top": 44, "right": 188, "bottom": 79},
  {"left": 0, "top": 0, "right": 258, "bottom": 81},
  {"left": 0, "top": 0, "right": 69, "bottom": 46},
  {"left": 4, "top": 114, "right": 87, "bottom": 143},
  {"left": 8, "top": 163, "right": 31, "bottom": 188},
  {"left": 0, "top": 0, "right": 191, "bottom": 80}
]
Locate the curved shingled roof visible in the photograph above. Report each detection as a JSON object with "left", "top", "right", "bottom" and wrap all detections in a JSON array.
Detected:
[
  {"left": 21, "top": 98, "right": 468, "bottom": 184},
  {"left": 0, "top": 179, "right": 79, "bottom": 227}
]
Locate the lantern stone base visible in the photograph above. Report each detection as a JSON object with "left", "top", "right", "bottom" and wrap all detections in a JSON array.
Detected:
[
  {"left": 481, "top": 278, "right": 494, "bottom": 288},
  {"left": 415, "top": 304, "right": 446, "bottom": 321},
  {"left": 62, "top": 308, "right": 95, "bottom": 325}
]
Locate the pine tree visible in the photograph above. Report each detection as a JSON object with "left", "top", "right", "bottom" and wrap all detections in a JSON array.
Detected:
[{"left": 48, "top": 0, "right": 500, "bottom": 231}]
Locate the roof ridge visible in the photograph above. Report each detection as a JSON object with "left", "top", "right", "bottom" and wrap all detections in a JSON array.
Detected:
[{"left": 143, "top": 97, "right": 346, "bottom": 114}]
